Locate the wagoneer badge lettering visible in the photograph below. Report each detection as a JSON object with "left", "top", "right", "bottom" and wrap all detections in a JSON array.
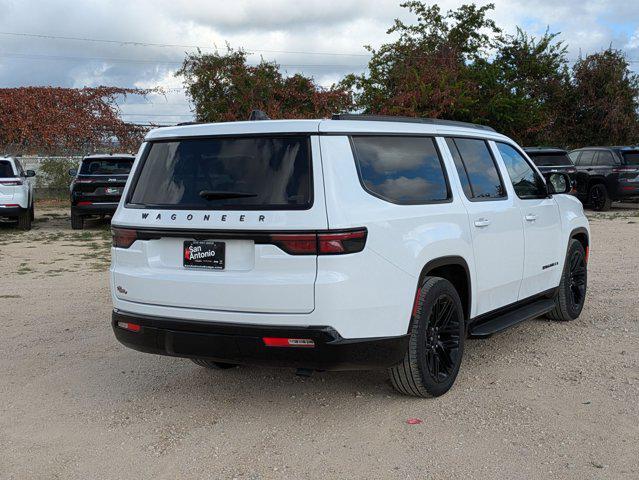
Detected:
[{"left": 141, "top": 212, "right": 266, "bottom": 222}]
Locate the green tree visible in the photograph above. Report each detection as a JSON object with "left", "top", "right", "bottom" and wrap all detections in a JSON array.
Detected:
[
  {"left": 566, "top": 49, "right": 639, "bottom": 147},
  {"left": 342, "top": 2, "right": 500, "bottom": 119},
  {"left": 177, "top": 47, "right": 353, "bottom": 122}
]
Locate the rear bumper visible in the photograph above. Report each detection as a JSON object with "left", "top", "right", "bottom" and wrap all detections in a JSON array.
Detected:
[
  {"left": 72, "top": 202, "right": 119, "bottom": 216},
  {"left": 112, "top": 309, "right": 409, "bottom": 371},
  {"left": 0, "top": 206, "right": 24, "bottom": 218}
]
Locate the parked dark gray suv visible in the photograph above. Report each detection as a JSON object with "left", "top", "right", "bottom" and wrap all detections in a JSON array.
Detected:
[{"left": 568, "top": 147, "right": 639, "bottom": 211}]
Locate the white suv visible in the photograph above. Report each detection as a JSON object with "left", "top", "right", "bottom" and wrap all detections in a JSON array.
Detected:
[
  {"left": 0, "top": 156, "right": 36, "bottom": 230},
  {"left": 110, "top": 115, "right": 590, "bottom": 397}
]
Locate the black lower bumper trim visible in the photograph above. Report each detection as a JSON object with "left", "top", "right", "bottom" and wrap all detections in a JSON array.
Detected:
[
  {"left": 72, "top": 204, "right": 118, "bottom": 216},
  {"left": 112, "top": 310, "right": 408, "bottom": 371},
  {"left": 0, "top": 206, "right": 24, "bottom": 218}
]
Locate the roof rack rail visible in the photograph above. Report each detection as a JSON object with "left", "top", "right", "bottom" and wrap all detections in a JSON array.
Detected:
[
  {"left": 331, "top": 114, "right": 495, "bottom": 132},
  {"left": 175, "top": 121, "right": 202, "bottom": 126}
]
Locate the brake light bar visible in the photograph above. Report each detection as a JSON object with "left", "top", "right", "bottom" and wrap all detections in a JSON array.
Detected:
[
  {"left": 111, "top": 227, "right": 367, "bottom": 254},
  {"left": 77, "top": 201, "right": 93, "bottom": 206},
  {"left": 0, "top": 204, "right": 20, "bottom": 208},
  {"left": 613, "top": 167, "right": 639, "bottom": 173}
]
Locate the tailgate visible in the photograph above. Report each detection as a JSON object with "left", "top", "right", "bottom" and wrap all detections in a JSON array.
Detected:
[{"left": 112, "top": 134, "right": 326, "bottom": 314}]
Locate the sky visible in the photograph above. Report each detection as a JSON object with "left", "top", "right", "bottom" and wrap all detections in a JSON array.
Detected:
[{"left": 1, "top": 0, "right": 639, "bottom": 125}]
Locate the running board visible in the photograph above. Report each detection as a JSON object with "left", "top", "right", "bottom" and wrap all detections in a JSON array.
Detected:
[{"left": 469, "top": 299, "right": 555, "bottom": 338}]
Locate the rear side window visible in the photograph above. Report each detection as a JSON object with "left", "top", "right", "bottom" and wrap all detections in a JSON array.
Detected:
[
  {"left": 596, "top": 151, "right": 615, "bottom": 166},
  {"left": 577, "top": 151, "right": 596, "bottom": 166},
  {"left": 527, "top": 152, "right": 572, "bottom": 166},
  {"left": 350, "top": 136, "right": 450, "bottom": 204},
  {"left": 621, "top": 151, "right": 639, "bottom": 165},
  {"left": 80, "top": 157, "right": 134, "bottom": 175},
  {"left": 0, "top": 160, "right": 14, "bottom": 177},
  {"left": 129, "top": 136, "right": 312, "bottom": 210},
  {"left": 446, "top": 138, "right": 506, "bottom": 200},
  {"left": 568, "top": 151, "right": 580, "bottom": 164}
]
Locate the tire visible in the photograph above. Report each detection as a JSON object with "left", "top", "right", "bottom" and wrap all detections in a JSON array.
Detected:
[
  {"left": 589, "top": 183, "right": 611, "bottom": 211},
  {"left": 547, "top": 239, "right": 587, "bottom": 321},
  {"left": 17, "top": 208, "right": 32, "bottom": 230},
  {"left": 191, "top": 358, "right": 238, "bottom": 370},
  {"left": 71, "top": 214, "right": 84, "bottom": 230},
  {"left": 389, "top": 276, "right": 465, "bottom": 398}
]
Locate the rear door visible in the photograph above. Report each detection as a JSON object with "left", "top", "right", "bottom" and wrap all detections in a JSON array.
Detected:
[
  {"left": 493, "top": 142, "right": 563, "bottom": 298},
  {"left": 444, "top": 137, "right": 524, "bottom": 315},
  {"left": 112, "top": 134, "right": 326, "bottom": 314},
  {"left": 73, "top": 157, "right": 133, "bottom": 205},
  {"left": 574, "top": 150, "right": 596, "bottom": 197}
]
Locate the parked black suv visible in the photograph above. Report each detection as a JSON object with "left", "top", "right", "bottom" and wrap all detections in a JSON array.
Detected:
[
  {"left": 69, "top": 154, "right": 135, "bottom": 229},
  {"left": 568, "top": 147, "right": 639, "bottom": 211},
  {"left": 524, "top": 147, "right": 577, "bottom": 192}
]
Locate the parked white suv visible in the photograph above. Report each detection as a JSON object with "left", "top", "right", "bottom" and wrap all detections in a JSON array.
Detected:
[
  {"left": 110, "top": 115, "right": 590, "bottom": 397},
  {"left": 0, "top": 156, "right": 36, "bottom": 230}
]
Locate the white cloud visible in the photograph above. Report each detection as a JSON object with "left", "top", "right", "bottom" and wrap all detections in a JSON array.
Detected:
[{"left": 1, "top": 0, "right": 638, "bottom": 124}]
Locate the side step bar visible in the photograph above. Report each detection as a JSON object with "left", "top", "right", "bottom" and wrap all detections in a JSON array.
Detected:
[{"left": 469, "top": 299, "right": 556, "bottom": 338}]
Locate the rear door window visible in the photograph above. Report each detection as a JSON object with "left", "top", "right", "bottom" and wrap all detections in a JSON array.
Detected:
[
  {"left": 446, "top": 138, "right": 506, "bottom": 200},
  {"left": 578, "top": 150, "right": 596, "bottom": 166},
  {"left": 568, "top": 151, "right": 580, "bottom": 164},
  {"left": 596, "top": 151, "right": 615, "bottom": 166},
  {"left": 350, "top": 136, "right": 450, "bottom": 204},
  {"left": 80, "top": 158, "right": 134, "bottom": 175},
  {"left": 0, "top": 160, "right": 14, "bottom": 177},
  {"left": 128, "top": 136, "right": 312, "bottom": 210}
]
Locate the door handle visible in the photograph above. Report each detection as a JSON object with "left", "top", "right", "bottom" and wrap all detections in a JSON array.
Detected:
[
  {"left": 474, "top": 218, "right": 491, "bottom": 227},
  {"left": 525, "top": 214, "right": 537, "bottom": 222}
]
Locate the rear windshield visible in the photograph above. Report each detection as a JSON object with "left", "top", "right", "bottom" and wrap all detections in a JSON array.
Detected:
[
  {"left": 80, "top": 157, "right": 134, "bottom": 175},
  {"left": 128, "top": 136, "right": 312, "bottom": 210},
  {"left": 0, "top": 160, "right": 14, "bottom": 177},
  {"left": 621, "top": 151, "right": 639, "bottom": 165},
  {"left": 527, "top": 152, "right": 572, "bottom": 166}
]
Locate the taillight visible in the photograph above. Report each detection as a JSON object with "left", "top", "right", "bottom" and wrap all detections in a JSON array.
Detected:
[
  {"left": 77, "top": 201, "right": 93, "bottom": 206},
  {"left": 269, "top": 229, "right": 367, "bottom": 255},
  {"left": 74, "top": 178, "right": 94, "bottom": 183},
  {"left": 0, "top": 179, "right": 23, "bottom": 186},
  {"left": 318, "top": 230, "right": 367, "bottom": 254},
  {"left": 112, "top": 227, "right": 137, "bottom": 248},
  {"left": 612, "top": 167, "right": 638, "bottom": 173},
  {"left": 270, "top": 234, "right": 317, "bottom": 255}
]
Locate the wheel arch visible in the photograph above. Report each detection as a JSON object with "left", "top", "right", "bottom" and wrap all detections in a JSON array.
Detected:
[
  {"left": 418, "top": 256, "right": 471, "bottom": 322},
  {"left": 570, "top": 227, "right": 589, "bottom": 249}
]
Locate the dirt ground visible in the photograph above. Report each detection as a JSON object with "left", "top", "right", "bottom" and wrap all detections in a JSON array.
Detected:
[{"left": 0, "top": 202, "right": 637, "bottom": 480}]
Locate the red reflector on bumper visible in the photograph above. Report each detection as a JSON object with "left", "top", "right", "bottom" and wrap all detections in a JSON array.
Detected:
[
  {"left": 117, "top": 321, "right": 141, "bottom": 332},
  {"left": 263, "top": 337, "right": 315, "bottom": 348}
]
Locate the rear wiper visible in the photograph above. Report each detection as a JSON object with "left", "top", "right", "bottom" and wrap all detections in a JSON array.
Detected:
[{"left": 199, "top": 190, "right": 258, "bottom": 200}]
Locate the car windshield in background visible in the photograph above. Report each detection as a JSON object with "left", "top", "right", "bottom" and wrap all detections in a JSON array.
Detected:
[
  {"left": 622, "top": 151, "right": 639, "bottom": 165},
  {"left": 79, "top": 158, "right": 134, "bottom": 175},
  {"left": 0, "top": 161, "right": 14, "bottom": 177},
  {"left": 128, "top": 136, "right": 312, "bottom": 210},
  {"left": 528, "top": 153, "right": 572, "bottom": 166}
]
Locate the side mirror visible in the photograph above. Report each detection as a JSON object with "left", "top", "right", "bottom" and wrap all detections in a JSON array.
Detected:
[
  {"left": 68, "top": 168, "right": 78, "bottom": 177},
  {"left": 544, "top": 172, "right": 571, "bottom": 195},
  {"left": 25, "top": 169, "right": 36, "bottom": 177}
]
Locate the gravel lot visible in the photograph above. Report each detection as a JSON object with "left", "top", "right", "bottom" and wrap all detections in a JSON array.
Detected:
[{"left": 0, "top": 202, "right": 638, "bottom": 480}]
